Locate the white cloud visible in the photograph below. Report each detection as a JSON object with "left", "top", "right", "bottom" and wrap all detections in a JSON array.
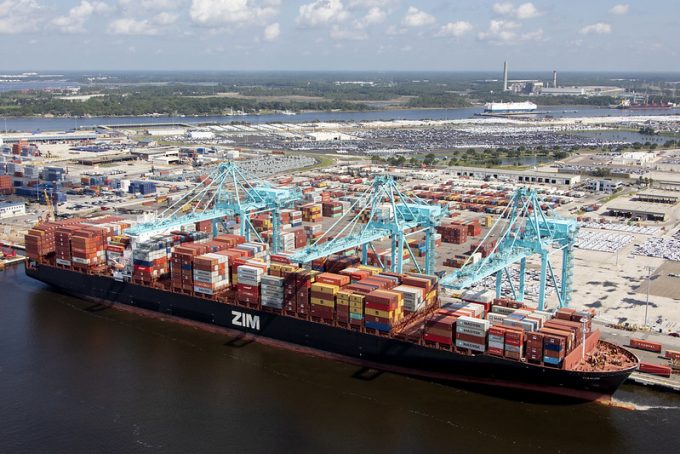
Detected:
[
  {"left": 515, "top": 3, "right": 540, "bottom": 19},
  {"left": 492, "top": 2, "right": 513, "bottom": 15},
  {"left": 118, "top": 0, "right": 182, "bottom": 10},
  {"left": 190, "top": 0, "right": 280, "bottom": 27},
  {"left": 263, "top": 21, "right": 280, "bottom": 40},
  {"left": 297, "top": 0, "right": 348, "bottom": 27},
  {"left": 580, "top": 22, "right": 612, "bottom": 35},
  {"left": 153, "top": 11, "right": 179, "bottom": 25},
  {"left": 108, "top": 17, "right": 158, "bottom": 35},
  {"left": 52, "top": 1, "right": 112, "bottom": 34},
  {"left": 436, "top": 21, "right": 473, "bottom": 38},
  {"left": 347, "top": 0, "right": 394, "bottom": 7},
  {"left": 493, "top": 2, "right": 541, "bottom": 20},
  {"left": 359, "top": 6, "right": 387, "bottom": 27},
  {"left": 401, "top": 6, "right": 435, "bottom": 28},
  {"left": 478, "top": 19, "right": 542, "bottom": 44},
  {"left": 609, "top": 4, "right": 629, "bottom": 15},
  {"left": 0, "top": 0, "right": 44, "bottom": 34}
]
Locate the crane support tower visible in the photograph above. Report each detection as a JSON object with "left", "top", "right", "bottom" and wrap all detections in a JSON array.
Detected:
[
  {"left": 440, "top": 187, "right": 578, "bottom": 310},
  {"left": 125, "top": 162, "right": 302, "bottom": 253},
  {"left": 290, "top": 175, "right": 446, "bottom": 275}
]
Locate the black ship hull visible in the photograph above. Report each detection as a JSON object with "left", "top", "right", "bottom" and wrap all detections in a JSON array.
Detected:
[{"left": 26, "top": 264, "right": 635, "bottom": 401}]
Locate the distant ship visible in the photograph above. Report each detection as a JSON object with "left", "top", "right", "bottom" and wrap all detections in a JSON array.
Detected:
[
  {"left": 612, "top": 99, "right": 674, "bottom": 110},
  {"left": 483, "top": 101, "right": 538, "bottom": 114}
]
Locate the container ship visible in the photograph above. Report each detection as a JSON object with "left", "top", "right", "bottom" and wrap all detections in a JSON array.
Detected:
[
  {"left": 612, "top": 99, "right": 674, "bottom": 110},
  {"left": 24, "top": 215, "right": 638, "bottom": 401},
  {"left": 483, "top": 101, "right": 538, "bottom": 114}
]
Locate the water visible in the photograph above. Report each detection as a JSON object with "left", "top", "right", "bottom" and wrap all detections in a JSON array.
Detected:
[
  {"left": 1, "top": 264, "right": 679, "bottom": 453},
  {"left": 1, "top": 106, "right": 678, "bottom": 133}
]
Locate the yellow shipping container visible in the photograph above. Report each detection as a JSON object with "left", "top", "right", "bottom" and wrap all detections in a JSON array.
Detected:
[
  {"left": 337, "top": 291, "right": 353, "bottom": 301},
  {"left": 357, "top": 264, "right": 382, "bottom": 275},
  {"left": 310, "top": 297, "right": 335, "bottom": 308},
  {"left": 349, "top": 294, "right": 365, "bottom": 304},
  {"left": 349, "top": 301, "right": 364, "bottom": 309},
  {"left": 311, "top": 282, "right": 339, "bottom": 295},
  {"left": 365, "top": 308, "right": 394, "bottom": 318}
]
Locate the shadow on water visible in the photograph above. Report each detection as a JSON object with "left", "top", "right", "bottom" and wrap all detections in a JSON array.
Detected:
[
  {"left": 223, "top": 333, "right": 255, "bottom": 348},
  {"left": 351, "top": 367, "right": 385, "bottom": 381}
]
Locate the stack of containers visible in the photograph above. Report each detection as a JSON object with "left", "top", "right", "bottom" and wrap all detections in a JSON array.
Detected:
[
  {"left": 322, "top": 202, "right": 343, "bottom": 218},
  {"left": 133, "top": 237, "right": 170, "bottom": 282},
  {"left": 55, "top": 224, "right": 82, "bottom": 266},
  {"left": 364, "top": 290, "right": 403, "bottom": 332},
  {"left": 390, "top": 285, "right": 424, "bottom": 312},
  {"left": 71, "top": 227, "right": 107, "bottom": 270},
  {"left": 296, "top": 270, "right": 316, "bottom": 316},
  {"left": 0, "top": 174, "right": 13, "bottom": 195},
  {"left": 235, "top": 242, "right": 269, "bottom": 260},
  {"left": 487, "top": 325, "right": 506, "bottom": 356},
  {"left": 336, "top": 290, "right": 351, "bottom": 323},
  {"left": 304, "top": 224, "right": 323, "bottom": 242},
  {"left": 424, "top": 313, "right": 456, "bottom": 346},
  {"left": 279, "top": 231, "right": 296, "bottom": 252},
  {"left": 25, "top": 223, "right": 57, "bottom": 260},
  {"left": 170, "top": 243, "right": 208, "bottom": 292},
  {"left": 106, "top": 236, "right": 128, "bottom": 269},
  {"left": 193, "top": 253, "right": 229, "bottom": 295},
  {"left": 237, "top": 265, "right": 263, "bottom": 305},
  {"left": 348, "top": 292, "right": 365, "bottom": 326},
  {"left": 437, "top": 224, "right": 467, "bottom": 244},
  {"left": 300, "top": 203, "right": 322, "bottom": 223},
  {"left": 260, "top": 275, "right": 285, "bottom": 309},
  {"left": 455, "top": 316, "right": 490, "bottom": 352},
  {"left": 339, "top": 267, "right": 372, "bottom": 283},
  {"left": 310, "top": 282, "right": 338, "bottom": 321},
  {"left": 526, "top": 332, "right": 544, "bottom": 363},
  {"left": 503, "top": 327, "right": 525, "bottom": 360},
  {"left": 541, "top": 328, "right": 568, "bottom": 367}
]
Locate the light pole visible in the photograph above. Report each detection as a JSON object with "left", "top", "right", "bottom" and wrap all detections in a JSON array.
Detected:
[{"left": 645, "top": 265, "right": 652, "bottom": 328}]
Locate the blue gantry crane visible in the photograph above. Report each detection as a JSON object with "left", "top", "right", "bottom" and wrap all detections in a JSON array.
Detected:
[
  {"left": 125, "top": 162, "right": 302, "bottom": 253},
  {"left": 439, "top": 187, "right": 578, "bottom": 310},
  {"left": 290, "top": 175, "right": 446, "bottom": 274}
]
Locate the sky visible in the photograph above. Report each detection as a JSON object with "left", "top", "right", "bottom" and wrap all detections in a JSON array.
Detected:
[{"left": 0, "top": 0, "right": 678, "bottom": 72}]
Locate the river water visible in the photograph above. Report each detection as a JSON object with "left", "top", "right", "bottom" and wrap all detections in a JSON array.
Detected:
[
  {"left": 1, "top": 263, "right": 679, "bottom": 453},
  {"left": 1, "top": 106, "right": 678, "bottom": 133}
]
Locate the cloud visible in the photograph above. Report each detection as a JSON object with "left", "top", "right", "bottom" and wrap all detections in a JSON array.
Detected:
[
  {"left": 52, "top": 1, "right": 112, "bottom": 33},
  {"left": 297, "top": 0, "right": 348, "bottom": 27},
  {"left": 190, "top": 0, "right": 280, "bottom": 27},
  {"left": 359, "top": 7, "right": 385, "bottom": 26},
  {"left": 492, "top": 2, "right": 513, "bottom": 15},
  {"left": 347, "top": 0, "right": 394, "bottom": 7},
  {"left": 436, "top": 21, "right": 473, "bottom": 38},
  {"left": 478, "top": 19, "right": 542, "bottom": 44},
  {"left": 118, "top": 0, "right": 182, "bottom": 10},
  {"left": 108, "top": 17, "right": 158, "bottom": 35},
  {"left": 609, "top": 4, "right": 629, "bottom": 15},
  {"left": 492, "top": 2, "right": 541, "bottom": 20},
  {"left": 263, "top": 21, "right": 280, "bottom": 40},
  {"left": 580, "top": 22, "right": 612, "bottom": 35},
  {"left": 401, "top": 6, "right": 435, "bottom": 28},
  {"left": 153, "top": 11, "right": 179, "bottom": 25},
  {"left": 0, "top": 0, "right": 45, "bottom": 34}
]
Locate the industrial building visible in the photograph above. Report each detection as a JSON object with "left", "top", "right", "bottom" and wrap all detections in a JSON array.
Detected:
[
  {"left": 587, "top": 179, "right": 623, "bottom": 193},
  {"left": 0, "top": 201, "right": 26, "bottom": 218},
  {"left": 131, "top": 147, "right": 180, "bottom": 162},
  {"left": 453, "top": 166, "right": 581, "bottom": 186},
  {"left": 606, "top": 190, "right": 678, "bottom": 221}
]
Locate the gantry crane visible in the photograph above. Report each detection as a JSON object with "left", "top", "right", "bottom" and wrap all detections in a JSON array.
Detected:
[
  {"left": 439, "top": 187, "right": 578, "bottom": 310},
  {"left": 290, "top": 175, "right": 446, "bottom": 274},
  {"left": 124, "top": 162, "right": 303, "bottom": 253}
]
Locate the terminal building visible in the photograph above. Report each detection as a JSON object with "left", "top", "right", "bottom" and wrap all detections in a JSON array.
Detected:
[
  {"left": 452, "top": 167, "right": 581, "bottom": 186},
  {"left": 606, "top": 190, "right": 678, "bottom": 221},
  {"left": 0, "top": 201, "right": 26, "bottom": 218}
]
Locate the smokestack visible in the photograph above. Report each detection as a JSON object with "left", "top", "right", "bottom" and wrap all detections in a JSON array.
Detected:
[
  {"left": 553, "top": 70, "right": 557, "bottom": 88},
  {"left": 503, "top": 61, "right": 508, "bottom": 91}
]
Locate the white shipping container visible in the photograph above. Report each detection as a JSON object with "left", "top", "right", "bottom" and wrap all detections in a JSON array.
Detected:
[{"left": 455, "top": 339, "right": 486, "bottom": 352}]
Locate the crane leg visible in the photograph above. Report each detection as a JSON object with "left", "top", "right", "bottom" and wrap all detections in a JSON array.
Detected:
[
  {"left": 518, "top": 257, "right": 526, "bottom": 302},
  {"left": 538, "top": 251, "right": 548, "bottom": 311},
  {"left": 495, "top": 271, "right": 503, "bottom": 299}
]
